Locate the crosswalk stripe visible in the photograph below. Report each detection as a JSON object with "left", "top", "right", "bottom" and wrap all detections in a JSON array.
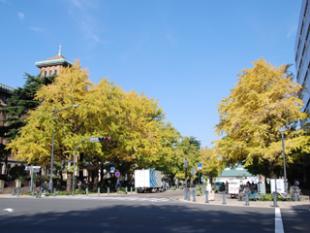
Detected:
[{"left": 275, "top": 207, "right": 284, "bottom": 233}]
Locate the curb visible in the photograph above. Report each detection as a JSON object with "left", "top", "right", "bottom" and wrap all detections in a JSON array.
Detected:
[{"left": 176, "top": 198, "right": 310, "bottom": 209}]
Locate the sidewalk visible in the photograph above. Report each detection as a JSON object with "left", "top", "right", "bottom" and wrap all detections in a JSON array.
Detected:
[
  {"left": 1, "top": 191, "right": 309, "bottom": 210},
  {"left": 177, "top": 194, "right": 310, "bottom": 209}
]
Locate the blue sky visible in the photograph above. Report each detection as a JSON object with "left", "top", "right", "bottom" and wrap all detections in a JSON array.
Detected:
[{"left": 0, "top": 0, "right": 302, "bottom": 147}]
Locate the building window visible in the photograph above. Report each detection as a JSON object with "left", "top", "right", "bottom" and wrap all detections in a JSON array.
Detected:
[
  {"left": 44, "top": 71, "right": 47, "bottom": 77},
  {"left": 306, "top": 24, "right": 310, "bottom": 43}
]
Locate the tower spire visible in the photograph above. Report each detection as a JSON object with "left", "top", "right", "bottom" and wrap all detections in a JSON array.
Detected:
[{"left": 58, "top": 44, "right": 62, "bottom": 56}]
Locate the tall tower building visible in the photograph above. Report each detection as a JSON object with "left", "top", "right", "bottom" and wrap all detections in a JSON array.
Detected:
[
  {"left": 295, "top": 0, "right": 310, "bottom": 114},
  {"left": 35, "top": 46, "right": 71, "bottom": 78}
]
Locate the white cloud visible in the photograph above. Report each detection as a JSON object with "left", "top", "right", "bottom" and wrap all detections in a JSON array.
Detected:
[
  {"left": 67, "top": 0, "right": 103, "bottom": 45},
  {"left": 69, "top": 0, "right": 96, "bottom": 10},
  {"left": 29, "top": 26, "right": 45, "bottom": 32},
  {"left": 17, "top": 11, "right": 25, "bottom": 21}
]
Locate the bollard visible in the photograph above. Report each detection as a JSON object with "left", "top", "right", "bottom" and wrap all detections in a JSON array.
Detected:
[
  {"left": 205, "top": 190, "right": 209, "bottom": 203},
  {"left": 273, "top": 191, "right": 278, "bottom": 207},
  {"left": 244, "top": 191, "right": 249, "bottom": 206},
  {"left": 86, "top": 187, "right": 89, "bottom": 196},
  {"left": 98, "top": 187, "right": 100, "bottom": 196},
  {"left": 125, "top": 186, "right": 128, "bottom": 194},
  {"left": 222, "top": 192, "right": 227, "bottom": 205},
  {"left": 184, "top": 187, "right": 190, "bottom": 201},
  {"left": 186, "top": 187, "right": 190, "bottom": 201},
  {"left": 192, "top": 188, "right": 196, "bottom": 202},
  {"left": 130, "top": 186, "right": 133, "bottom": 193},
  {"left": 107, "top": 187, "right": 110, "bottom": 194}
]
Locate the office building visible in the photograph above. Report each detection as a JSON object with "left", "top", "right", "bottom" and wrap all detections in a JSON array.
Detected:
[{"left": 295, "top": 0, "right": 310, "bottom": 113}]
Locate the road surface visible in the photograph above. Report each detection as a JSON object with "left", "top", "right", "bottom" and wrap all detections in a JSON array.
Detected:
[{"left": 0, "top": 194, "right": 309, "bottom": 233}]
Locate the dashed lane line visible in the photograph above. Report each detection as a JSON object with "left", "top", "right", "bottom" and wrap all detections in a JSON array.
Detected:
[{"left": 3, "top": 208, "right": 14, "bottom": 213}]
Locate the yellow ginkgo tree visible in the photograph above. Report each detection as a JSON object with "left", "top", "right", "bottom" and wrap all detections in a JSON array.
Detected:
[
  {"left": 8, "top": 63, "right": 186, "bottom": 191},
  {"left": 216, "top": 59, "right": 309, "bottom": 177}
]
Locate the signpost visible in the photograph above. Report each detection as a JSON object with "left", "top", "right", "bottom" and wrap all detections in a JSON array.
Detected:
[
  {"left": 183, "top": 159, "right": 189, "bottom": 201},
  {"left": 197, "top": 162, "right": 202, "bottom": 171}
]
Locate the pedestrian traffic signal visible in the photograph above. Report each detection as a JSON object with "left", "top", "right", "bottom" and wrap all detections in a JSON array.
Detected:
[{"left": 98, "top": 136, "right": 111, "bottom": 142}]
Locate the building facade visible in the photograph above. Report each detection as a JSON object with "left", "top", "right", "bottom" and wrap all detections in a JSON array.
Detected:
[
  {"left": 35, "top": 47, "right": 71, "bottom": 78},
  {"left": 0, "top": 48, "right": 71, "bottom": 177},
  {"left": 295, "top": 0, "right": 310, "bottom": 114}
]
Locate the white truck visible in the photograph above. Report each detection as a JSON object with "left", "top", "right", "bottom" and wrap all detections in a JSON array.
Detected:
[
  {"left": 134, "top": 169, "right": 163, "bottom": 193},
  {"left": 228, "top": 180, "right": 240, "bottom": 198}
]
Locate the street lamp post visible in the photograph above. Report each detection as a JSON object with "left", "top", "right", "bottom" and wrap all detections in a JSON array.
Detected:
[
  {"left": 183, "top": 159, "right": 189, "bottom": 200},
  {"left": 48, "top": 104, "right": 79, "bottom": 193},
  {"left": 279, "top": 127, "right": 288, "bottom": 195}
]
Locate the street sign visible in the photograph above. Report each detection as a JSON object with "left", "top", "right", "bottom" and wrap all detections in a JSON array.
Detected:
[
  {"left": 115, "top": 171, "right": 121, "bottom": 178},
  {"left": 110, "top": 166, "right": 115, "bottom": 173},
  {"left": 25, "top": 166, "right": 41, "bottom": 173},
  {"left": 197, "top": 162, "right": 202, "bottom": 170},
  {"left": 89, "top": 137, "right": 99, "bottom": 143}
]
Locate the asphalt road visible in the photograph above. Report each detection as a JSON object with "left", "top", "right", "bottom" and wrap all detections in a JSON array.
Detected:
[
  {"left": 281, "top": 206, "right": 310, "bottom": 233},
  {"left": 0, "top": 197, "right": 308, "bottom": 233}
]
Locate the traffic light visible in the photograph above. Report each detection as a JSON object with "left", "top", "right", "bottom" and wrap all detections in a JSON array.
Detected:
[{"left": 98, "top": 136, "right": 111, "bottom": 142}]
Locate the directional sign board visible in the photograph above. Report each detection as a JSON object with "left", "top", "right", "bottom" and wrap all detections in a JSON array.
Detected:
[
  {"left": 89, "top": 137, "right": 99, "bottom": 143},
  {"left": 25, "top": 166, "right": 41, "bottom": 173},
  {"left": 115, "top": 171, "right": 121, "bottom": 178},
  {"left": 197, "top": 162, "right": 202, "bottom": 170},
  {"left": 110, "top": 166, "right": 115, "bottom": 173}
]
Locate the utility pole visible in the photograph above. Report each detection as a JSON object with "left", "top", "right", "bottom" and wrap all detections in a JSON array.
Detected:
[{"left": 279, "top": 127, "right": 288, "bottom": 195}]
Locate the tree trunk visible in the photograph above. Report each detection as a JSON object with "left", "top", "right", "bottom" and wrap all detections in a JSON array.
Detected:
[{"left": 66, "top": 172, "right": 72, "bottom": 192}]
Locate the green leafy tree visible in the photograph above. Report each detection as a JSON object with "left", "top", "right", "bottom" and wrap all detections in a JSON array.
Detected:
[
  {"left": 0, "top": 74, "right": 54, "bottom": 173},
  {"left": 5, "top": 74, "right": 54, "bottom": 139}
]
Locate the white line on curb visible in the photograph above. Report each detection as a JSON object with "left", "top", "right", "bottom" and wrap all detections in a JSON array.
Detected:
[
  {"left": 46, "top": 196, "right": 170, "bottom": 203},
  {"left": 275, "top": 207, "right": 284, "bottom": 233}
]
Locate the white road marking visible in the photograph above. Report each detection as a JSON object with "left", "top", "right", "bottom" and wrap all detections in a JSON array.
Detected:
[
  {"left": 49, "top": 196, "right": 170, "bottom": 203},
  {"left": 275, "top": 207, "right": 284, "bottom": 233},
  {"left": 3, "top": 208, "right": 14, "bottom": 213}
]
